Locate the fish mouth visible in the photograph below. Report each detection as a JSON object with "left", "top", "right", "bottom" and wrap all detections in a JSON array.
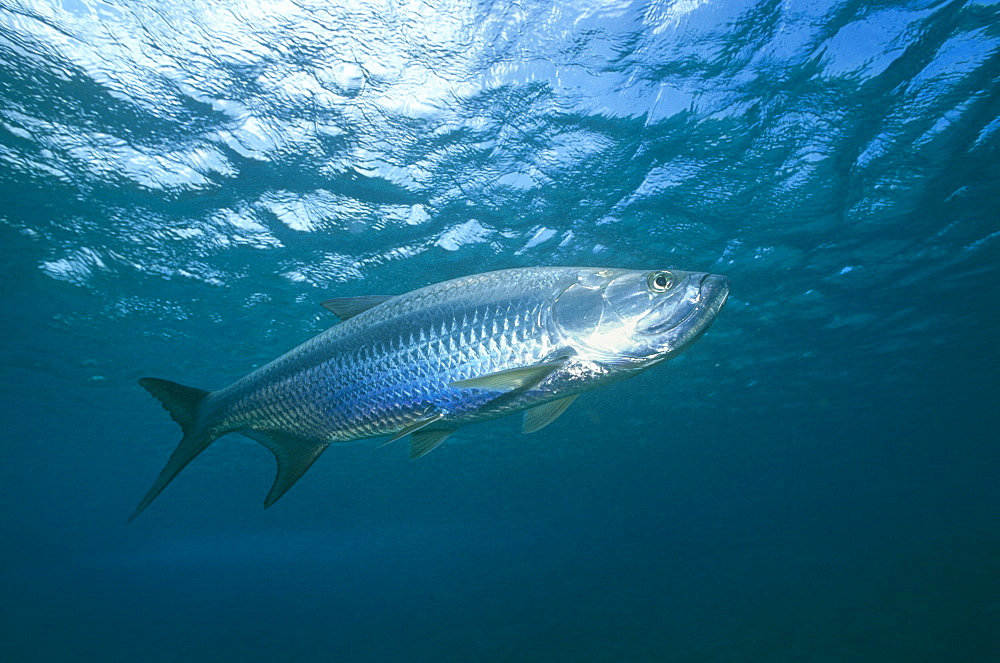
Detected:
[
  {"left": 698, "top": 273, "right": 730, "bottom": 318},
  {"left": 642, "top": 273, "right": 730, "bottom": 335},
  {"left": 680, "top": 274, "right": 729, "bottom": 344}
]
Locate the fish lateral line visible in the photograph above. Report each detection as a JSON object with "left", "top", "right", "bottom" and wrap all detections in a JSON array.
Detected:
[{"left": 130, "top": 267, "right": 729, "bottom": 520}]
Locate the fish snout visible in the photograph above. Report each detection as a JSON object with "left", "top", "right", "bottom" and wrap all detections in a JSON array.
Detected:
[{"left": 698, "top": 273, "right": 730, "bottom": 309}]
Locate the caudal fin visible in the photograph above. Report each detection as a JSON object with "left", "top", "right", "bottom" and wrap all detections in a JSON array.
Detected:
[{"left": 130, "top": 377, "right": 214, "bottom": 522}]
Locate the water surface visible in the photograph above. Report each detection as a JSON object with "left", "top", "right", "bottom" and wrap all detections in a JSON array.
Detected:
[{"left": 1, "top": 0, "right": 998, "bottom": 660}]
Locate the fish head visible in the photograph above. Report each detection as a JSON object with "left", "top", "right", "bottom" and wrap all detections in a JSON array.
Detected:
[{"left": 553, "top": 268, "right": 729, "bottom": 366}]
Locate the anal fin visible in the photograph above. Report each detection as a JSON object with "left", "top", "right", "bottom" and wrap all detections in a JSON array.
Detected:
[
  {"left": 376, "top": 412, "right": 455, "bottom": 458},
  {"left": 240, "top": 429, "right": 330, "bottom": 508},
  {"left": 378, "top": 412, "right": 446, "bottom": 448},
  {"left": 409, "top": 429, "right": 455, "bottom": 459}
]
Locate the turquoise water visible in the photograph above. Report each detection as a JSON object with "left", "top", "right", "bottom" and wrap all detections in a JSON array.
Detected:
[{"left": 2, "top": 0, "right": 998, "bottom": 660}]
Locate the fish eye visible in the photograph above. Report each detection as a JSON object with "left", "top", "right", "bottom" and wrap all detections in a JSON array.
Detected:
[{"left": 647, "top": 271, "right": 675, "bottom": 293}]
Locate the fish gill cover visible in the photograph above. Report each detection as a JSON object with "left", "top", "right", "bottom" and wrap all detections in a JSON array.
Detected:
[{"left": 0, "top": 0, "right": 998, "bottom": 662}]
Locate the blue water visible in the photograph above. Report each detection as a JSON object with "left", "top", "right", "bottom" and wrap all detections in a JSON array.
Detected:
[{"left": 2, "top": 0, "right": 999, "bottom": 660}]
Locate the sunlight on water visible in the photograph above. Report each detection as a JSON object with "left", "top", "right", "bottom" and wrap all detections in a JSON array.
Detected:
[{"left": 1, "top": 0, "right": 998, "bottom": 661}]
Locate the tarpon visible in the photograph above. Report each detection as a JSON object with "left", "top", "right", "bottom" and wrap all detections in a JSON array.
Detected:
[{"left": 131, "top": 266, "right": 729, "bottom": 520}]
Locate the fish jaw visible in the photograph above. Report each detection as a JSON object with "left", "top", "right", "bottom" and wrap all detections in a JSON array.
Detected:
[{"left": 552, "top": 268, "right": 730, "bottom": 371}]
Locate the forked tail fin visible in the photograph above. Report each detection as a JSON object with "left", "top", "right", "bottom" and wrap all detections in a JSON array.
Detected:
[{"left": 130, "top": 377, "right": 214, "bottom": 522}]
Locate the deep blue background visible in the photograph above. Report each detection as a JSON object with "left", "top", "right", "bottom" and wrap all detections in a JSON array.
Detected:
[{"left": 2, "top": 0, "right": 999, "bottom": 660}]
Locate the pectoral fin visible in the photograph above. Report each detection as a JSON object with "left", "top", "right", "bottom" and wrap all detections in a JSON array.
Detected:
[
  {"left": 240, "top": 429, "right": 330, "bottom": 508},
  {"left": 321, "top": 295, "right": 394, "bottom": 321},
  {"left": 450, "top": 358, "right": 568, "bottom": 393},
  {"left": 522, "top": 394, "right": 579, "bottom": 434}
]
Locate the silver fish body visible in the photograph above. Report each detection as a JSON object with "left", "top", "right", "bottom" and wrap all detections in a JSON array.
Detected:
[{"left": 132, "top": 266, "right": 729, "bottom": 520}]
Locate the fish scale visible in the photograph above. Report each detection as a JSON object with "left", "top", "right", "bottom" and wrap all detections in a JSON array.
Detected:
[
  {"left": 274, "top": 275, "right": 548, "bottom": 436},
  {"left": 130, "top": 266, "right": 729, "bottom": 519}
]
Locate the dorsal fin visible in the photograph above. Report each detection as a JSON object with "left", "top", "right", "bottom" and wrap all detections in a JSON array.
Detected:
[{"left": 320, "top": 295, "right": 394, "bottom": 321}]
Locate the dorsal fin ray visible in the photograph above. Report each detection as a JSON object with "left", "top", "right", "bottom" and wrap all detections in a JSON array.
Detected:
[{"left": 320, "top": 295, "right": 394, "bottom": 321}]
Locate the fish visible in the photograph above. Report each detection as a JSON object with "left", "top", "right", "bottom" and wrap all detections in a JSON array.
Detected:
[{"left": 131, "top": 266, "right": 729, "bottom": 520}]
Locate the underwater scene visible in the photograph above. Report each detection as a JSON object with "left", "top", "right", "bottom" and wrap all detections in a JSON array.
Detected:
[{"left": 1, "top": 0, "right": 998, "bottom": 660}]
